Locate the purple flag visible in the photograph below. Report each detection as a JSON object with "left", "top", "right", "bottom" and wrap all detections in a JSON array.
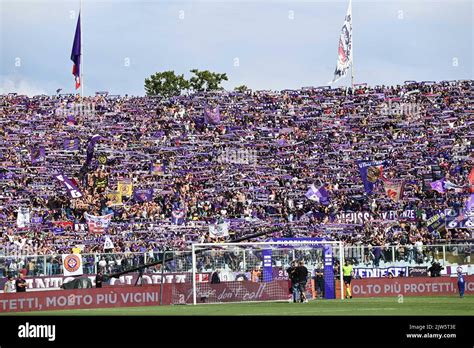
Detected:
[
  {"left": 430, "top": 179, "right": 446, "bottom": 194},
  {"left": 64, "top": 138, "right": 80, "bottom": 151},
  {"left": 171, "top": 208, "right": 185, "bottom": 225},
  {"left": 305, "top": 184, "right": 330, "bottom": 205},
  {"left": 71, "top": 12, "right": 81, "bottom": 90},
  {"left": 86, "top": 134, "right": 102, "bottom": 166},
  {"left": 55, "top": 174, "right": 83, "bottom": 198},
  {"left": 466, "top": 194, "right": 474, "bottom": 213},
  {"left": 133, "top": 188, "right": 153, "bottom": 202},
  {"left": 31, "top": 146, "right": 45, "bottom": 164},
  {"left": 66, "top": 115, "right": 77, "bottom": 125},
  {"left": 357, "top": 160, "right": 389, "bottom": 194},
  {"left": 150, "top": 163, "right": 165, "bottom": 175},
  {"left": 204, "top": 106, "right": 220, "bottom": 124}
]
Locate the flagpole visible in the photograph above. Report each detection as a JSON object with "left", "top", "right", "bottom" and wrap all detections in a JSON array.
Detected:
[
  {"left": 350, "top": 0, "right": 354, "bottom": 91},
  {"left": 80, "top": 0, "right": 84, "bottom": 99}
]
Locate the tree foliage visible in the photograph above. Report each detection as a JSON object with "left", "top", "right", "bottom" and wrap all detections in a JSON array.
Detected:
[
  {"left": 189, "top": 69, "right": 228, "bottom": 92},
  {"left": 234, "top": 85, "right": 249, "bottom": 93},
  {"left": 144, "top": 71, "right": 190, "bottom": 97}
]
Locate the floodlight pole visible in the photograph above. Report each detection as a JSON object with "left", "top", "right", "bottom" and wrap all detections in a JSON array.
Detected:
[{"left": 80, "top": 0, "right": 84, "bottom": 98}]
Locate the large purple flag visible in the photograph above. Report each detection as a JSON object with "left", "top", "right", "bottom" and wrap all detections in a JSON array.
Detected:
[{"left": 71, "top": 13, "right": 81, "bottom": 90}]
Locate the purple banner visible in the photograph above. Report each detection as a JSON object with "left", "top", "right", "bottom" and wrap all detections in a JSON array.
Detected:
[
  {"left": 262, "top": 249, "right": 273, "bottom": 282},
  {"left": 323, "top": 245, "right": 335, "bottom": 299}
]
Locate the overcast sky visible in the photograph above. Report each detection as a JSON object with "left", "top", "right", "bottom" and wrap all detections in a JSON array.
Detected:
[{"left": 0, "top": 0, "right": 472, "bottom": 96}]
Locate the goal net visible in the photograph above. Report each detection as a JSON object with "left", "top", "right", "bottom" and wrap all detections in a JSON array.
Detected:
[{"left": 188, "top": 240, "right": 344, "bottom": 305}]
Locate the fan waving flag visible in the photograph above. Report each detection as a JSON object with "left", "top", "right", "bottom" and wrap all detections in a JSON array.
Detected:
[
  {"left": 329, "top": 0, "right": 353, "bottom": 84},
  {"left": 383, "top": 180, "right": 404, "bottom": 202},
  {"left": 84, "top": 213, "right": 113, "bottom": 234},
  {"left": 305, "top": 184, "right": 330, "bottom": 205},
  {"left": 71, "top": 13, "right": 81, "bottom": 90},
  {"left": 203, "top": 105, "right": 221, "bottom": 124},
  {"left": 430, "top": 179, "right": 446, "bottom": 194},
  {"left": 357, "top": 160, "right": 389, "bottom": 194}
]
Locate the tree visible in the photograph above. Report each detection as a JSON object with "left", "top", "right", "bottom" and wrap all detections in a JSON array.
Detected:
[
  {"left": 144, "top": 71, "right": 190, "bottom": 97},
  {"left": 234, "top": 85, "right": 249, "bottom": 93},
  {"left": 189, "top": 69, "right": 228, "bottom": 92}
]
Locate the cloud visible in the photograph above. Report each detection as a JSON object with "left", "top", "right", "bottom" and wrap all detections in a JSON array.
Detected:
[{"left": 0, "top": 76, "right": 48, "bottom": 96}]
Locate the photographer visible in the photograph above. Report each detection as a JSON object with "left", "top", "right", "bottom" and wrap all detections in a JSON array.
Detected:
[
  {"left": 296, "top": 260, "right": 309, "bottom": 303},
  {"left": 286, "top": 261, "right": 299, "bottom": 303},
  {"left": 428, "top": 261, "right": 443, "bottom": 277}
]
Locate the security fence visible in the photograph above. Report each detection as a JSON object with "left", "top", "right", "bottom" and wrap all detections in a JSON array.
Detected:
[{"left": 0, "top": 243, "right": 472, "bottom": 279}]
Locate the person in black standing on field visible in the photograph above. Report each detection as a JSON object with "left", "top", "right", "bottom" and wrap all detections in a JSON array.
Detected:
[
  {"left": 286, "top": 261, "right": 299, "bottom": 303},
  {"left": 296, "top": 260, "right": 309, "bottom": 303},
  {"left": 15, "top": 273, "right": 27, "bottom": 292},
  {"left": 314, "top": 263, "right": 325, "bottom": 299}
]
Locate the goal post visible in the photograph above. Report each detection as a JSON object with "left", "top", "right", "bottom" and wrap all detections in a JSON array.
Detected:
[{"left": 191, "top": 240, "right": 344, "bottom": 305}]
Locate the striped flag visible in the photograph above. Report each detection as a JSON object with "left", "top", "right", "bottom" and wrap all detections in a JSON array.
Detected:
[{"left": 71, "top": 13, "right": 81, "bottom": 90}]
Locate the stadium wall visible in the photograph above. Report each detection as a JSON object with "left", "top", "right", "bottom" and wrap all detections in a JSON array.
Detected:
[
  {"left": 1, "top": 276, "right": 472, "bottom": 313},
  {"left": 0, "top": 285, "right": 170, "bottom": 313},
  {"left": 351, "top": 275, "right": 474, "bottom": 297}
]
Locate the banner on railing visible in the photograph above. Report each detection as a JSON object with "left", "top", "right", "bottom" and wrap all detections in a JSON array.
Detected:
[{"left": 62, "top": 254, "right": 83, "bottom": 276}]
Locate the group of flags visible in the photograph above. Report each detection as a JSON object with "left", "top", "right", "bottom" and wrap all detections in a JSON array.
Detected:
[
  {"left": 67, "top": 0, "right": 354, "bottom": 91},
  {"left": 305, "top": 162, "right": 474, "bottom": 206}
]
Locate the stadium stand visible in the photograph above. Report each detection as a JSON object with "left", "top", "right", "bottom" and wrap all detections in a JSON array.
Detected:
[{"left": 0, "top": 80, "right": 473, "bottom": 277}]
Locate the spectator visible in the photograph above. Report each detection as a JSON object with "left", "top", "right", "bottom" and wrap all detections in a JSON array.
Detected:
[{"left": 3, "top": 275, "right": 16, "bottom": 293}]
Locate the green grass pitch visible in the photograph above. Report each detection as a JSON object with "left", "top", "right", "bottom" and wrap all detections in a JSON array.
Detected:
[{"left": 3, "top": 296, "right": 473, "bottom": 316}]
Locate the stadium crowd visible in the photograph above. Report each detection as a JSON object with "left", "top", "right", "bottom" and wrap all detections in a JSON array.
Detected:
[{"left": 0, "top": 80, "right": 473, "bottom": 263}]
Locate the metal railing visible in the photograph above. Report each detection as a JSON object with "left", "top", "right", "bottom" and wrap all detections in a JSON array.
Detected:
[{"left": 0, "top": 243, "right": 472, "bottom": 278}]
